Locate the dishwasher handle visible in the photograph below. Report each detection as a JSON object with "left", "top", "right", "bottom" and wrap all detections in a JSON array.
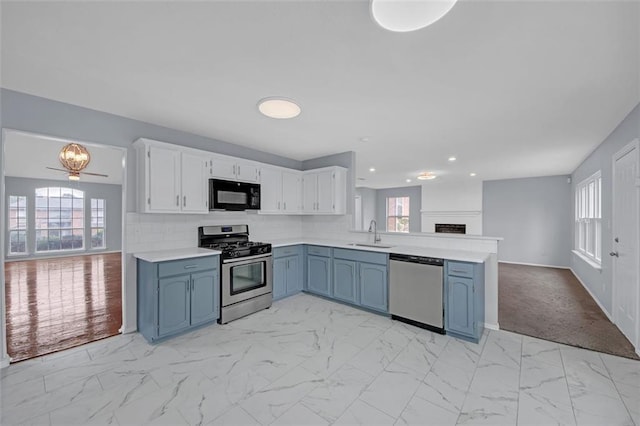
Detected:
[{"left": 390, "top": 253, "right": 444, "bottom": 266}]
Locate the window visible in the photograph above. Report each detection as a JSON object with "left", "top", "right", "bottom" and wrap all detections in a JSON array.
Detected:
[
  {"left": 387, "top": 196, "right": 410, "bottom": 233},
  {"left": 8, "top": 195, "right": 27, "bottom": 254},
  {"left": 575, "top": 171, "right": 601, "bottom": 264},
  {"left": 35, "top": 187, "right": 84, "bottom": 252},
  {"left": 91, "top": 198, "right": 106, "bottom": 249}
]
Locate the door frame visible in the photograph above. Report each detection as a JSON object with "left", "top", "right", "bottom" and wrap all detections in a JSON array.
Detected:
[
  {"left": 0, "top": 129, "right": 128, "bottom": 366},
  {"left": 611, "top": 138, "right": 640, "bottom": 353}
]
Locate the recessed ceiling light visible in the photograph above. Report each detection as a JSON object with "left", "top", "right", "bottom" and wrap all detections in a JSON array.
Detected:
[
  {"left": 448, "top": 156, "right": 457, "bottom": 162},
  {"left": 369, "top": 167, "right": 376, "bottom": 172},
  {"left": 257, "top": 97, "right": 301, "bottom": 119},
  {"left": 360, "top": 137, "right": 370, "bottom": 143},
  {"left": 417, "top": 172, "right": 437, "bottom": 180},
  {"left": 371, "top": 0, "right": 458, "bottom": 32},
  {"left": 406, "top": 179, "right": 412, "bottom": 183},
  {"left": 469, "top": 172, "right": 477, "bottom": 177}
]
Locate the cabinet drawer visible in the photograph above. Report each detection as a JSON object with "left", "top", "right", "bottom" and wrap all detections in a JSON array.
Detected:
[
  {"left": 306, "top": 245, "right": 331, "bottom": 257},
  {"left": 274, "top": 245, "right": 302, "bottom": 258},
  {"left": 158, "top": 256, "right": 219, "bottom": 277},
  {"left": 333, "top": 248, "right": 387, "bottom": 265},
  {"left": 446, "top": 261, "right": 474, "bottom": 278}
]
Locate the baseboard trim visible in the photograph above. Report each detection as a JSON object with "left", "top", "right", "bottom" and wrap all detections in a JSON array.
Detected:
[
  {"left": 0, "top": 355, "right": 10, "bottom": 369},
  {"left": 484, "top": 322, "right": 500, "bottom": 331},
  {"left": 569, "top": 268, "right": 613, "bottom": 322},
  {"left": 499, "top": 260, "right": 570, "bottom": 269},
  {"left": 120, "top": 325, "right": 137, "bottom": 334}
]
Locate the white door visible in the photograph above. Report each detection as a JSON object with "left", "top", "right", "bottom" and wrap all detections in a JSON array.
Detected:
[
  {"left": 259, "top": 167, "right": 282, "bottom": 213},
  {"left": 612, "top": 141, "right": 639, "bottom": 348},
  {"left": 282, "top": 171, "right": 301, "bottom": 213},
  {"left": 316, "top": 170, "right": 334, "bottom": 213},
  {"left": 302, "top": 173, "right": 317, "bottom": 213},
  {"left": 148, "top": 145, "right": 180, "bottom": 212},
  {"left": 181, "top": 153, "right": 208, "bottom": 213}
]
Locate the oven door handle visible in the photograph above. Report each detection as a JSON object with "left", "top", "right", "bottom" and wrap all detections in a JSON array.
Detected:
[{"left": 222, "top": 253, "right": 273, "bottom": 264}]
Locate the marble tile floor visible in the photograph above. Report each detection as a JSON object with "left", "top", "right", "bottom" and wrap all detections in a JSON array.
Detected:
[{"left": 1, "top": 293, "right": 638, "bottom": 425}]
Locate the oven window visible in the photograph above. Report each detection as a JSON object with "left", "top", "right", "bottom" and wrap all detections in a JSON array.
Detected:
[{"left": 230, "top": 262, "right": 265, "bottom": 295}]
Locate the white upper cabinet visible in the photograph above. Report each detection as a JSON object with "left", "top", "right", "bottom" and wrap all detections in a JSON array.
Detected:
[
  {"left": 181, "top": 152, "right": 208, "bottom": 213},
  {"left": 259, "top": 166, "right": 302, "bottom": 214},
  {"left": 209, "top": 154, "right": 259, "bottom": 183},
  {"left": 135, "top": 139, "right": 208, "bottom": 214},
  {"left": 302, "top": 166, "right": 347, "bottom": 214}
]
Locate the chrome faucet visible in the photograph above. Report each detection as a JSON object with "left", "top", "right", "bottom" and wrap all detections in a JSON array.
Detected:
[{"left": 368, "top": 220, "right": 381, "bottom": 244}]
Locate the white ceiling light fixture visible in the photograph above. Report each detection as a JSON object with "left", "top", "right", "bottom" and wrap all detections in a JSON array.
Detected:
[
  {"left": 369, "top": 167, "right": 376, "bottom": 172},
  {"left": 448, "top": 156, "right": 457, "bottom": 162},
  {"left": 406, "top": 178, "right": 412, "bottom": 183},
  {"left": 469, "top": 172, "right": 477, "bottom": 177},
  {"left": 371, "top": 0, "right": 458, "bottom": 32},
  {"left": 257, "top": 97, "right": 301, "bottom": 119},
  {"left": 417, "top": 172, "right": 437, "bottom": 180}
]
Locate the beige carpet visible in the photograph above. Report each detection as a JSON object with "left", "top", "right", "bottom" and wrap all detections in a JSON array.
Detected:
[{"left": 499, "top": 263, "right": 639, "bottom": 360}]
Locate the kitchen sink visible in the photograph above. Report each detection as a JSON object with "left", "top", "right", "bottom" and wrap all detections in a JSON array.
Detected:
[{"left": 348, "top": 243, "right": 395, "bottom": 249}]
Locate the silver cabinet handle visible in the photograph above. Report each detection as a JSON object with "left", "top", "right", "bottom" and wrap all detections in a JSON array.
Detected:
[
  {"left": 233, "top": 164, "right": 236, "bottom": 175},
  {"left": 238, "top": 165, "right": 241, "bottom": 175},
  {"left": 277, "top": 201, "right": 280, "bottom": 210},
  {"left": 609, "top": 251, "right": 619, "bottom": 257},
  {"left": 284, "top": 202, "right": 287, "bottom": 210},
  {"left": 184, "top": 264, "right": 198, "bottom": 269},
  {"left": 176, "top": 195, "right": 179, "bottom": 206},
  {"left": 183, "top": 195, "right": 186, "bottom": 207}
]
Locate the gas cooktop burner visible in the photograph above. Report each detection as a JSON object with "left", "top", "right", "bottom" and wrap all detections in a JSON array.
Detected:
[{"left": 198, "top": 225, "right": 271, "bottom": 260}]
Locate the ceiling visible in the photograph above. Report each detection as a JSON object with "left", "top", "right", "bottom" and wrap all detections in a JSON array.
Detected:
[
  {"left": 1, "top": 1, "right": 638, "bottom": 188},
  {"left": 4, "top": 131, "right": 125, "bottom": 185}
]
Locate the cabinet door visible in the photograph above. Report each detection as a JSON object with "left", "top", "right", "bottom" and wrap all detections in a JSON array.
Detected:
[
  {"left": 158, "top": 275, "right": 190, "bottom": 336},
  {"left": 447, "top": 276, "right": 474, "bottom": 337},
  {"left": 148, "top": 145, "right": 181, "bottom": 212},
  {"left": 211, "top": 157, "right": 237, "bottom": 180},
  {"left": 190, "top": 270, "right": 219, "bottom": 326},
  {"left": 259, "top": 167, "right": 282, "bottom": 213},
  {"left": 282, "top": 171, "right": 301, "bottom": 213},
  {"left": 307, "top": 255, "right": 331, "bottom": 296},
  {"left": 359, "top": 263, "right": 388, "bottom": 312},
  {"left": 302, "top": 174, "right": 317, "bottom": 213},
  {"left": 333, "top": 258, "right": 358, "bottom": 304},
  {"left": 285, "top": 255, "right": 302, "bottom": 295},
  {"left": 181, "top": 152, "right": 208, "bottom": 213},
  {"left": 273, "top": 257, "right": 287, "bottom": 300},
  {"left": 315, "top": 170, "right": 334, "bottom": 213},
  {"left": 236, "top": 161, "right": 259, "bottom": 183}
]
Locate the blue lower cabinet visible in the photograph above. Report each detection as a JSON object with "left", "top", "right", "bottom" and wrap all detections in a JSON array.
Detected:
[
  {"left": 285, "top": 255, "right": 302, "bottom": 294},
  {"left": 333, "top": 258, "right": 358, "bottom": 304},
  {"left": 359, "top": 262, "right": 388, "bottom": 312},
  {"left": 307, "top": 254, "right": 332, "bottom": 297},
  {"left": 158, "top": 276, "right": 191, "bottom": 337},
  {"left": 137, "top": 255, "right": 220, "bottom": 343},
  {"left": 273, "top": 246, "right": 303, "bottom": 300},
  {"left": 445, "top": 261, "right": 484, "bottom": 343},
  {"left": 273, "top": 257, "right": 287, "bottom": 300},
  {"left": 190, "top": 270, "right": 219, "bottom": 326}
]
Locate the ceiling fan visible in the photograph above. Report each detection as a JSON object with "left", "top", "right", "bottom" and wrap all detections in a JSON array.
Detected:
[{"left": 46, "top": 143, "right": 109, "bottom": 181}]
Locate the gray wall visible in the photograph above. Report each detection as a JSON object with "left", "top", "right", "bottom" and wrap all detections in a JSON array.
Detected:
[
  {"left": 355, "top": 187, "right": 377, "bottom": 230},
  {"left": 570, "top": 102, "right": 640, "bottom": 315},
  {"left": 4, "top": 177, "right": 122, "bottom": 258},
  {"left": 0, "top": 89, "right": 303, "bottom": 212},
  {"left": 483, "top": 175, "right": 572, "bottom": 267},
  {"left": 375, "top": 186, "right": 422, "bottom": 233}
]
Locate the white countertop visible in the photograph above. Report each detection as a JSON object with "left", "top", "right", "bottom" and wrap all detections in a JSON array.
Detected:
[
  {"left": 269, "top": 238, "right": 490, "bottom": 263},
  {"left": 133, "top": 247, "right": 221, "bottom": 263}
]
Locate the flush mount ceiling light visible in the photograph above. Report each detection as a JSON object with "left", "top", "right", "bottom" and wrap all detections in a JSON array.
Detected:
[
  {"left": 371, "top": 0, "right": 458, "bottom": 32},
  {"left": 448, "top": 156, "right": 457, "bottom": 162},
  {"left": 469, "top": 172, "right": 477, "bottom": 177},
  {"left": 369, "top": 167, "right": 376, "bottom": 172},
  {"left": 417, "top": 172, "right": 437, "bottom": 180},
  {"left": 406, "top": 179, "right": 412, "bottom": 183},
  {"left": 257, "top": 97, "right": 301, "bottom": 119}
]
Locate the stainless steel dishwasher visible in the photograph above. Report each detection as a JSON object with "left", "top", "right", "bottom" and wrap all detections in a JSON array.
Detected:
[{"left": 389, "top": 253, "right": 445, "bottom": 333}]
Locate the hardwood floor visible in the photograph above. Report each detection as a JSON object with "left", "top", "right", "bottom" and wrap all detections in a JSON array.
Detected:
[{"left": 4, "top": 252, "right": 122, "bottom": 362}]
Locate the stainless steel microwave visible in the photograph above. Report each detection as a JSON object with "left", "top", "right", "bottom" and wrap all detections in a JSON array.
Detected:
[{"left": 209, "top": 179, "right": 261, "bottom": 211}]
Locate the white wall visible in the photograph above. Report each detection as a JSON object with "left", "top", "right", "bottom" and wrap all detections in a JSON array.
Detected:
[{"left": 421, "top": 181, "right": 483, "bottom": 235}]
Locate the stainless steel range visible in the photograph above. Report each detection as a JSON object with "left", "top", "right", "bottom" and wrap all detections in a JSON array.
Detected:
[{"left": 198, "top": 225, "right": 272, "bottom": 324}]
